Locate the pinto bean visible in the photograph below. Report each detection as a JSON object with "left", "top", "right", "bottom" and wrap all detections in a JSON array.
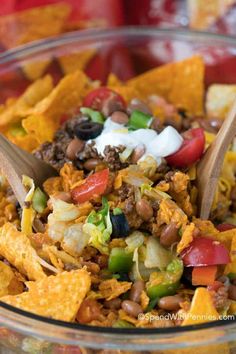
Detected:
[
  {"left": 66, "top": 138, "right": 85, "bottom": 160},
  {"left": 121, "top": 300, "right": 142, "bottom": 318},
  {"left": 151, "top": 117, "right": 162, "bottom": 132},
  {"left": 84, "top": 158, "right": 103, "bottom": 171},
  {"left": 135, "top": 199, "right": 153, "bottom": 221},
  {"left": 76, "top": 299, "right": 101, "bottom": 324},
  {"left": 104, "top": 298, "right": 122, "bottom": 310},
  {"left": 160, "top": 222, "right": 179, "bottom": 247},
  {"left": 131, "top": 145, "right": 146, "bottom": 163},
  {"left": 158, "top": 295, "right": 183, "bottom": 311},
  {"left": 110, "top": 111, "right": 129, "bottom": 124},
  {"left": 129, "top": 280, "right": 145, "bottom": 303}
]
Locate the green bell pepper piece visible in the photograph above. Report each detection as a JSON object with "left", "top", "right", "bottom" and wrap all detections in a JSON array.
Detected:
[
  {"left": 108, "top": 247, "right": 133, "bottom": 273},
  {"left": 32, "top": 187, "right": 48, "bottom": 213},
  {"left": 128, "top": 110, "right": 152, "bottom": 130},
  {"left": 227, "top": 272, "right": 236, "bottom": 280},
  {"left": 80, "top": 107, "right": 104, "bottom": 124},
  {"left": 147, "top": 259, "right": 183, "bottom": 300},
  {"left": 147, "top": 281, "right": 180, "bottom": 300}
]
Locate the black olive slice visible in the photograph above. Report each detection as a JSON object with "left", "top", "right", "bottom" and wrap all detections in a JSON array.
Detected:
[
  {"left": 74, "top": 122, "right": 103, "bottom": 141},
  {"left": 110, "top": 212, "right": 130, "bottom": 238}
]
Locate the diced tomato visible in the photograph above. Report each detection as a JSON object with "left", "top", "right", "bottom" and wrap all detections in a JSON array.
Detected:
[
  {"left": 192, "top": 265, "right": 217, "bottom": 286},
  {"left": 216, "top": 223, "right": 236, "bottom": 232},
  {"left": 181, "top": 237, "right": 230, "bottom": 267},
  {"left": 71, "top": 168, "right": 109, "bottom": 204},
  {"left": 83, "top": 87, "right": 126, "bottom": 111},
  {"left": 207, "top": 280, "right": 223, "bottom": 292},
  {"left": 166, "top": 128, "right": 205, "bottom": 168}
]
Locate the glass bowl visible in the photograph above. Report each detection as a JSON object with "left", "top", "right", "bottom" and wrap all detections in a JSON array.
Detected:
[{"left": 0, "top": 27, "right": 235, "bottom": 354}]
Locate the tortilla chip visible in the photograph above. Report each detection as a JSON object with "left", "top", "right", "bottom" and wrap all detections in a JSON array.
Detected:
[
  {"left": 21, "top": 59, "right": 52, "bottom": 81},
  {"left": 0, "top": 223, "right": 46, "bottom": 281},
  {"left": 0, "top": 261, "right": 24, "bottom": 297},
  {"left": 1, "top": 269, "right": 91, "bottom": 322},
  {"left": 107, "top": 73, "right": 123, "bottom": 87},
  {"left": 0, "top": 3, "right": 71, "bottom": 49},
  {"left": 6, "top": 133, "right": 39, "bottom": 153},
  {"left": 22, "top": 114, "right": 57, "bottom": 143},
  {"left": 59, "top": 50, "right": 96, "bottom": 74},
  {"left": 29, "top": 70, "right": 90, "bottom": 124},
  {"left": 182, "top": 287, "right": 219, "bottom": 325},
  {"left": 206, "top": 84, "right": 236, "bottom": 119},
  {"left": 224, "top": 234, "right": 236, "bottom": 275},
  {"left": 127, "top": 56, "right": 204, "bottom": 115},
  {"left": 0, "top": 75, "right": 53, "bottom": 128},
  {"left": 177, "top": 223, "right": 195, "bottom": 254}
]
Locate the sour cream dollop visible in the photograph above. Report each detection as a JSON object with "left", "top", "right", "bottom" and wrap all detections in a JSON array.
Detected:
[{"left": 87, "top": 118, "right": 183, "bottom": 163}]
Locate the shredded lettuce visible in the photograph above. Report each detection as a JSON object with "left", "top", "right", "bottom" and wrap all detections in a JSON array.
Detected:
[
  {"left": 83, "top": 197, "right": 112, "bottom": 254},
  {"left": 144, "top": 237, "right": 172, "bottom": 270},
  {"left": 21, "top": 175, "right": 36, "bottom": 235},
  {"left": 125, "top": 231, "right": 145, "bottom": 253},
  {"left": 141, "top": 183, "right": 171, "bottom": 200}
]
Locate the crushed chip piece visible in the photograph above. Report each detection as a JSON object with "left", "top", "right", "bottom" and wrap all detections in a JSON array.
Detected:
[
  {"left": 0, "top": 223, "right": 46, "bottom": 280},
  {"left": 206, "top": 84, "right": 236, "bottom": 119},
  {"left": 99, "top": 279, "right": 131, "bottom": 300},
  {"left": 177, "top": 223, "right": 195, "bottom": 254},
  {"left": 182, "top": 287, "right": 219, "bottom": 325},
  {"left": 1, "top": 269, "right": 91, "bottom": 322}
]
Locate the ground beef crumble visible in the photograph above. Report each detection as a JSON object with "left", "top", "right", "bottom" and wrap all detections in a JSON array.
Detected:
[
  {"left": 103, "top": 145, "right": 129, "bottom": 172},
  {"left": 212, "top": 285, "right": 229, "bottom": 310}
]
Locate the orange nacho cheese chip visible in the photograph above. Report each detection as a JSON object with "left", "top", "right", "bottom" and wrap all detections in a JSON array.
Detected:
[
  {"left": 59, "top": 50, "right": 96, "bottom": 75},
  {"left": 22, "top": 70, "right": 91, "bottom": 142},
  {"left": 182, "top": 287, "right": 219, "bottom": 325},
  {"left": 127, "top": 55, "right": 204, "bottom": 115},
  {"left": 0, "top": 223, "right": 46, "bottom": 281},
  {"left": 0, "top": 75, "right": 53, "bottom": 128},
  {"left": 0, "top": 3, "right": 71, "bottom": 49},
  {"left": 0, "top": 261, "right": 24, "bottom": 297},
  {"left": 1, "top": 269, "right": 91, "bottom": 322}
]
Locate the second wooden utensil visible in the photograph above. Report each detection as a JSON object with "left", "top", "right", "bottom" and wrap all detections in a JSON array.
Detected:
[{"left": 197, "top": 99, "right": 236, "bottom": 219}]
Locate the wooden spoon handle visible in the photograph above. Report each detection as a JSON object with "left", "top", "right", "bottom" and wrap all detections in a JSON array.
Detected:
[
  {"left": 197, "top": 99, "right": 236, "bottom": 219},
  {"left": 0, "top": 134, "right": 57, "bottom": 207}
]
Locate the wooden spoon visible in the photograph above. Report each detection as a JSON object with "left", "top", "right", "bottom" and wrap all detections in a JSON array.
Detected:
[
  {"left": 197, "top": 99, "right": 236, "bottom": 219},
  {"left": 0, "top": 134, "right": 57, "bottom": 207}
]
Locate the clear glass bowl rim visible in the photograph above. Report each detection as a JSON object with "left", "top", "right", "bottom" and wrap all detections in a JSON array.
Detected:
[{"left": 0, "top": 26, "right": 235, "bottom": 347}]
